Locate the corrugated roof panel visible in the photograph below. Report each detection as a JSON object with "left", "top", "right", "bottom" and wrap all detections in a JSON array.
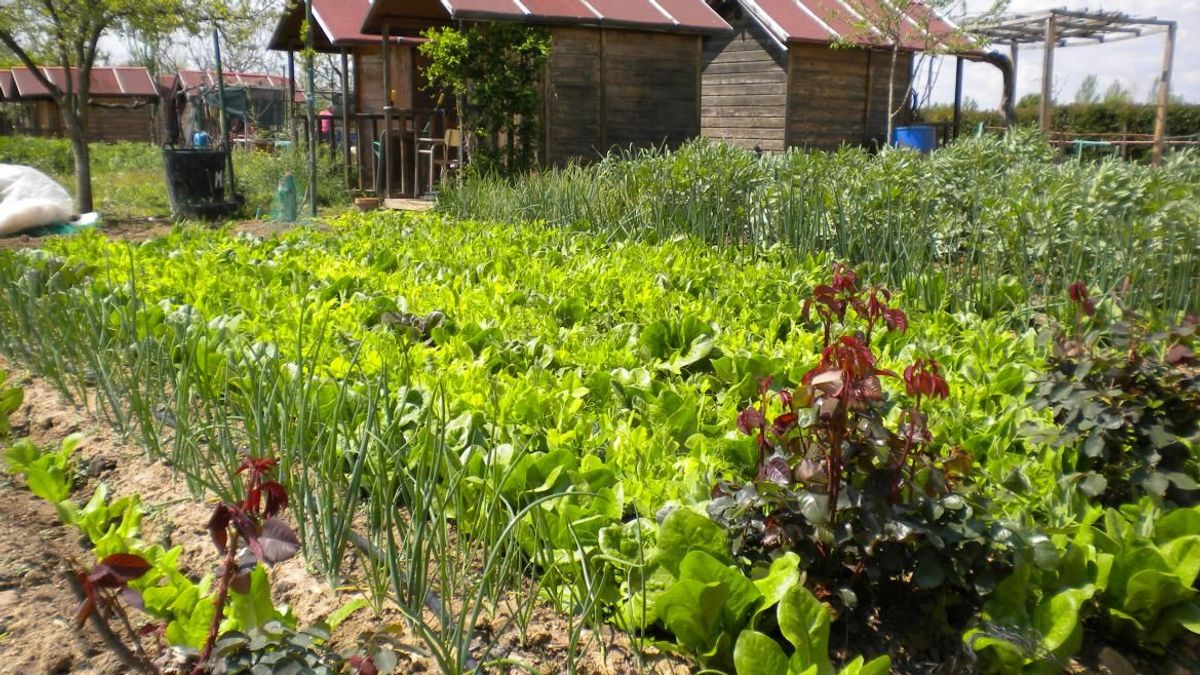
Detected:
[
  {"left": 0, "top": 70, "right": 13, "bottom": 100},
  {"left": 582, "top": 0, "right": 672, "bottom": 26},
  {"left": 805, "top": 0, "right": 870, "bottom": 41},
  {"left": 9, "top": 67, "right": 157, "bottom": 99},
  {"left": 365, "top": 0, "right": 729, "bottom": 34},
  {"left": 743, "top": 0, "right": 959, "bottom": 49},
  {"left": 745, "top": 0, "right": 833, "bottom": 43},
  {"left": 518, "top": 0, "right": 597, "bottom": 21},
  {"left": 653, "top": 0, "right": 733, "bottom": 32},
  {"left": 446, "top": 0, "right": 525, "bottom": 19}
]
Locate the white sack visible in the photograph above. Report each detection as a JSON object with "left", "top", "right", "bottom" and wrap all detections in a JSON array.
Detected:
[{"left": 0, "top": 164, "right": 75, "bottom": 236}]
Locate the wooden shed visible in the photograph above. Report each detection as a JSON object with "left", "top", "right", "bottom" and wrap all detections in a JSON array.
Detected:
[
  {"left": 361, "top": 0, "right": 731, "bottom": 173},
  {"left": 267, "top": 0, "right": 428, "bottom": 194},
  {"left": 169, "top": 70, "right": 302, "bottom": 142},
  {"left": 4, "top": 67, "right": 158, "bottom": 143},
  {"left": 701, "top": 0, "right": 956, "bottom": 151}
]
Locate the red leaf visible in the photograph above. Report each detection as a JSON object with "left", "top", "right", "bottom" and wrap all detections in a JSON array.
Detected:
[
  {"left": 737, "top": 407, "right": 764, "bottom": 435},
  {"left": 772, "top": 411, "right": 799, "bottom": 436},
  {"left": 350, "top": 656, "right": 379, "bottom": 675},
  {"left": 1067, "top": 281, "right": 1089, "bottom": 303},
  {"left": 262, "top": 481, "right": 289, "bottom": 518},
  {"left": 883, "top": 308, "right": 908, "bottom": 333},
  {"left": 208, "top": 503, "right": 232, "bottom": 554},
  {"left": 1166, "top": 343, "right": 1196, "bottom": 366},
  {"left": 97, "top": 553, "right": 152, "bottom": 583},
  {"left": 259, "top": 518, "right": 301, "bottom": 565}
]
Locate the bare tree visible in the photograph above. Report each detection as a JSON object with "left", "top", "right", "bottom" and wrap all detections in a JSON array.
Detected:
[
  {"left": 0, "top": 0, "right": 202, "bottom": 211},
  {"left": 834, "top": 0, "right": 1007, "bottom": 142}
]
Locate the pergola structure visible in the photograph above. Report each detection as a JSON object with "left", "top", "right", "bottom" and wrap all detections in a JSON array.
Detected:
[{"left": 970, "top": 9, "right": 1177, "bottom": 165}]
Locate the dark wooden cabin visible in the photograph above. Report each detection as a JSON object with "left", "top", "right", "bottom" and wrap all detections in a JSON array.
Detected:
[
  {"left": 701, "top": 0, "right": 956, "bottom": 151},
  {"left": 3, "top": 67, "right": 158, "bottom": 143},
  {"left": 360, "top": 0, "right": 731, "bottom": 175}
]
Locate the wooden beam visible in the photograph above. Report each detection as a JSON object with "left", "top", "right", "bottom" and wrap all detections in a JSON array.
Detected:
[
  {"left": 1007, "top": 43, "right": 1018, "bottom": 128},
  {"left": 952, "top": 56, "right": 963, "bottom": 139},
  {"left": 340, "top": 48, "right": 351, "bottom": 189},
  {"left": 381, "top": 23, "right": 392, "bottom": 199},
  {"left": 1039, "top": 12, "right": 1055, "bottom": 135},
  {"left": 863, "top": 50, "right": 873, "bottom": 145},
  {"left": 1151, "top": 22, "right": 1176, "bottom": 167},
  {"left": 287, "top": 50, "right": 296, "bottom": 141}
]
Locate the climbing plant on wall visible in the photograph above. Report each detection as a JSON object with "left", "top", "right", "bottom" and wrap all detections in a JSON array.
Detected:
[{"left": 420, "top": 23, "right": 551, "bottom": 174}]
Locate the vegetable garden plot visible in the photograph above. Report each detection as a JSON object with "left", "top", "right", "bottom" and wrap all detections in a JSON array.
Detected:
[{"left": 0, "top": 202, "right": 1197, "bottom": 673}]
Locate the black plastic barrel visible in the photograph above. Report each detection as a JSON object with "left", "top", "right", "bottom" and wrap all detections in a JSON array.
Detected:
[{"left": 161, "top": 148, "right": 242, "bottom": 220}]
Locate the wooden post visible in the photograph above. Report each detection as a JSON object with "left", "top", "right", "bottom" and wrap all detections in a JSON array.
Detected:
[
  {"left": 1007, "top": 43, "right": 1018, "bottom": 129},
  {"left": 1039, "top": 12, "right": 1056, "bottom": 136},
  {"left": 340, "top": 48, "right": 352, "bottom": 188},
  {"left": 381, "top": 23, "right": 393, "bottom": 199},
  {"left": 863, "top": 50, "right": 874, "bottom": 144},
  {"left": 952, "top": 56, "right": 964, "bottom": 140},
  {"left": 1151, "top": 22, "right": 1176, "bottom": 167},
  {"left": 287, "top": 51, "right": 296, "bottom": 141},
  {"left": 213, "top": 28, "right": 234, "bottom": 193},
  {"left": 304, "top": 0, "right": 317, "bottom": 217}
]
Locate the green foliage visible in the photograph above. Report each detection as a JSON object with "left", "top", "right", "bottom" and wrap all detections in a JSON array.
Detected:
[
  {"left": 3, "top": 433, "right": 80, "bottom": 507},
  {"left": 0, "top": 369, "right": 22, "bottom": 441},
  {"left": 1026, "top": 299, "right": 1200, "bottom": 505},
  {"left": 439, "top": 133, "right": 1200, "bottom": 318},
  {"left": 210, "top": 622, "right": 343, "bottom": 675},
  {"left": 420, "top": 24, "right": 551, "bottom": 174},
  {"left": 967, "top": 500, "right": 1200, "bottom": 672}
]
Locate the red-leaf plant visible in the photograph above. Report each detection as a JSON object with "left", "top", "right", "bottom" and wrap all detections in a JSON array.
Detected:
[
  {"left": 725, "top": 262, "right": 952, "bottom": 530},
  {"left": 193, "top": 456, "right": 300, "bottom": 674},
  {"left": 72, "top": 553, "right": 160, "bottom": 674}
]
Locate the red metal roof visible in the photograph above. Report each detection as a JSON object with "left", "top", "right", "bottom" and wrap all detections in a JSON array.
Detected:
[
  {"left": 739, "top": 0, "right": 960, "bottom": 49},
  {"left": 362, "top": 0, "right": 731, "bottom": 35},
  {"left": 8, "top": 66, "right": 158, "bottom": 99},
  {"left": 176, "top": 70, "right": 291, "bottom": 91},
  {"left": 268, "top": 0, "right": 421, "bottom": 51},
  {"left": 173, "top": 70, "right": 307, "bottom": 103},
  {"left": 0, "top": 70, "right": 14, "bottom": 100}
]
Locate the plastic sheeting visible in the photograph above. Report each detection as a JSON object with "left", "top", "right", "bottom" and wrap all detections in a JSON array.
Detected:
[{"left": 0, "top": 164, "right": 75, "bottom": 237}]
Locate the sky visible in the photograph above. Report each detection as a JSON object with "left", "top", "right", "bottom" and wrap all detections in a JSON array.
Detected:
[{"left": 923, "top": 0, "right": 1198, "bottom": 108}]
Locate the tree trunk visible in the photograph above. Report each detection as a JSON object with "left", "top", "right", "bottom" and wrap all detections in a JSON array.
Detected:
[{"left": 66, "top": 110, "right": 94, "bottom": 213}]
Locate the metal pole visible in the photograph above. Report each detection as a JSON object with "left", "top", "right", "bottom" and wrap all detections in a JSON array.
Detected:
[
  {"left": 340, "top": 48, "right": 352, "bottom": 189},
  {"left": 952, "top": 56, "right": 964, "bottom": 140},
  {"left": 1039, "top": 13, "right": 1056, "bottom": 136},
  {"left": 1151, "top": 22, "right": 1176, "bottom": 167},
  {"left": 304, "top": 0, "right": 317, "bottom": 217},
  {"left": 213, "top": 27, "right": 235, "bottom": 194}
]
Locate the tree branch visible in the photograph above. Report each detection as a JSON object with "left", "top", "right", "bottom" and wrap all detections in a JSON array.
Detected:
[{"left": 0, "top": 29, "right": 64, "bottom": 101}]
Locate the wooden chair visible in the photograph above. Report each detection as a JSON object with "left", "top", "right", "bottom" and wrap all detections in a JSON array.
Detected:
[{"left": 417, "top": 127, "right": 461, "bottom": 197}]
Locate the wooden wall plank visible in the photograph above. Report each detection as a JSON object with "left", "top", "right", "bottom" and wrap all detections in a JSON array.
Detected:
[{"left": 700, "top": 10, "right": 787, "bottom": 151}]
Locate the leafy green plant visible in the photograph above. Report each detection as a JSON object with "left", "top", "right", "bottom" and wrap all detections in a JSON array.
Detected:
[
  {"left": 0, "top": 369, "right": 22, "bottom": 441},
  {"left": 4, "top": 433, "right": 81, "bottom": 515},
  {"left": 209, "top": 621, "right": 346, "bottom": 675},
  {"left": 967, "top": 500, "right": 1200, "bottom": 672},
  {"left": 1026, "top": 283, "right": 1200, "bottom": 505}
]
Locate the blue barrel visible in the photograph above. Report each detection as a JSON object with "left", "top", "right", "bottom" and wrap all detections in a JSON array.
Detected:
[{"left": 891, "top": 125, "right": 937, "bottom": 153}]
